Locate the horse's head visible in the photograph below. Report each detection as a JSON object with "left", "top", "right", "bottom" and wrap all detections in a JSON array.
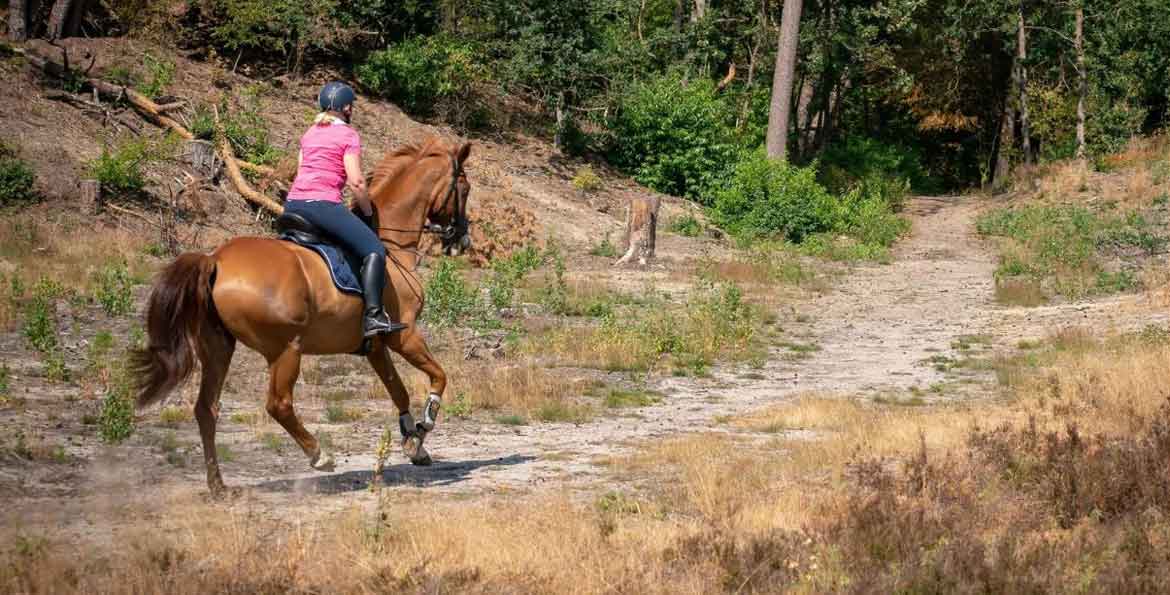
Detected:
[{"left": 425, "top": 141, "right": 473, "bottom": 257}]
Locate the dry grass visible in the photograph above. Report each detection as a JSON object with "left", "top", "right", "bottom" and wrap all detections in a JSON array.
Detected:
[
  {"left": 0, "top": 220, "right": 154, "bottom": 297},
  {"left": 7, "top": 328, "right": 1170, "bottom": 592},
  {"left": 405, "top": 359, "right": 591, "bottom": 419}
]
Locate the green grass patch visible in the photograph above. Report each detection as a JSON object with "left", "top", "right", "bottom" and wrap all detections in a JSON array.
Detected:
[
  {"left": 495, "top": 414, "right": 528, "bottom": 426},
  {"left": 977, "top": 204, "right": 1164, "bottom": 300},
  {"left": 604, "top": 388, "right": 663, "bottom": 409}
]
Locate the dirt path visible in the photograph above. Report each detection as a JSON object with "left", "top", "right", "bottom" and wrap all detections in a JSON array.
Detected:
[{"left": 244, "top": 197, "right": 1012, "bottom": 502}]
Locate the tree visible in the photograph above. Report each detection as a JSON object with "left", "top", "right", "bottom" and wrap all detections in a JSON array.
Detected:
[
  {"left": 1074, "top": 1, "right": 1086, "bottom": 160},
  {"left": 1015, "top": 1, "right": 1034, "bottom": 165},
  {"left": 8, "top": 0, "right": 28, "bottom": 41},
  {"left": 766, "top": 0, "right": 803, "bottom": 160}
]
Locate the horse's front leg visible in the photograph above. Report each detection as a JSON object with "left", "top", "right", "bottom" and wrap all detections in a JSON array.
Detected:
[{"left": 376, "top": 329, "right": 447, "bottom": 467}]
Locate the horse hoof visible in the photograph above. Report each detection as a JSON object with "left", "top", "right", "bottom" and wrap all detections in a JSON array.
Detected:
[
  {"left": 402, "top": 435, "right": 431, "bottom": 466},
  {"left": 310, "top": 450, "right": 336, "bottom": 472}
]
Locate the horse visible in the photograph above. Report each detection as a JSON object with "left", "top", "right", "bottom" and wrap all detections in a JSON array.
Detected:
[{"left": 130, "top": 137, "right": 472, "bottom": 495}]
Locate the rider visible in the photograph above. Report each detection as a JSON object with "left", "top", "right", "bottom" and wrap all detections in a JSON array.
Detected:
[{"left": 285, "top": 81, "right": 407, "bottom": 338}]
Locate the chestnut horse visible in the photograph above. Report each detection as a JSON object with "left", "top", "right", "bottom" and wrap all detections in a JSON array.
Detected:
[{"left": 130, "top": 137, "right": 472, "bottom": 494}]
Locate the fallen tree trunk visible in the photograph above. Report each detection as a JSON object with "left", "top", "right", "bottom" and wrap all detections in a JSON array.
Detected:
[{"left": 215, "top": 106, "right": 284, "bottom": 215}]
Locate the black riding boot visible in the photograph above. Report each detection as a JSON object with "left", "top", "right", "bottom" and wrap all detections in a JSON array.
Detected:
[{"left": 360, "top": 254, "right": 407, "bottom": 337}]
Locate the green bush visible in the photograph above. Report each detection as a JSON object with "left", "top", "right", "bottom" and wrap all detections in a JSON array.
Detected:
[
  {"left": 710, "top": 150, "right": 836, "bottom": 243},
  {"left": 99, "top": 388, "right": 134, "bottom": 443},
  {"left": 89, "top": 139, "right": 149, "bottom": 196},
  {"left": 571, "top": 165, "right": 603, "bottom": 193},
  {"left": 0, "top": 143, "right": 37, "bottom": 207},
  {"left": 221, "top": 87, "right": 283, "bottom": 165},
  {"left": 357, "top": 35, "right": 484, "bottom": 121},
  {"left": 486, "top": 246, "right": 542, "bottom": 309},
  {"left": 94, "top": 261, "right": 135, "bottom": 317},
  {"left": 189, "top": 104, "right": 216, "bottom": 141},
  {"left": 423, "top": 258, "right": 479, "bottom": 327},
  {"left": 820, "top": 136, "right": 932, "bottom": 195},
  {"left": 588, "top": 234, "right": 618, "bottom": 258},
  {"left": 138, "top": 53, "right": 175, "bottom": 98},
  {"left": 605, "top": 72, "right": 738, "bottom": 203},
  {"left": 668, "top": 214, "right": 703, "bottom": 237},
  {"left": 209, "top": 0, "right": 339, "bottom": 59}
]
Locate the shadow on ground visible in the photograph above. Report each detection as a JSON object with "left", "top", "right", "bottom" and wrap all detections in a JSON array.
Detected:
[{"left": 253, "top": 454, "right": 536, "bottom": 495}]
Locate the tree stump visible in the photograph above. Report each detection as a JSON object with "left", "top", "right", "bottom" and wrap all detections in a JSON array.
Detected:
[
  {"left": 79, "top": 179, "right": 100, "bottom": 214},
  {"left": 616, "top": 195, "right": 659, "bottom": 266},
  {"left": 184, "top": 140, "right": 221, "bottom": 179}
]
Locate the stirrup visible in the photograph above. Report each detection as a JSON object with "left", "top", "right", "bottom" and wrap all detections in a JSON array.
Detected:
[{"left": 364, "top": 310, "right": 407, "bottom": 337}]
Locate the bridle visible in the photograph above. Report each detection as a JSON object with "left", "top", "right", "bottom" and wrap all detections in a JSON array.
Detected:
[{"left": 377, "top": 154, "right": 468, "bottom": 247}]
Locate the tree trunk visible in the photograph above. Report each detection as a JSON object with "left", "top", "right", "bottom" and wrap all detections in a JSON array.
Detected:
[
  {"left": 1075, "top": 3, "right": 1086, "bottom": 161},
  {"left": 766, "top": 0, "right": 803, "bottom": 160},
  {"left": 8, "top": 0, "right": 28, "bottom": 41},
  {"left": 993, "top": 93, "right": 1017, "bottom": 190},
  {"left": 46, "top": 0, "right": 72, "bottom": 38},
  {"left": 1016, "top": 2, "right": 1033, "bottom": 165},
  {"left": 673, "top": 0, "right": 684, "bottom": 33},
  {"left": 691, "top": 0, "right": 707, "bottom": 22},
  {"left": 616, "top": 196, "right": 660, "bottom": 266}
]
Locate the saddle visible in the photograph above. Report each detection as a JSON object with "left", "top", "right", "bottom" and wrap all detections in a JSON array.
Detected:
[
  {"left": 274, "top": 211, "right": 364, "bottom": 296},
  {"left": 275, "top": 211, "right": 327, "bottom": 245}
]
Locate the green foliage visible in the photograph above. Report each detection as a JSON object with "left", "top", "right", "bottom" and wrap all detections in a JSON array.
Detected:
[
  {"left": 605, "top": 73, "right": 738, "bottom": 202},
  {"left": 820, "top": 136, "right": 932, "bottom": 196},
  {"left": 710, "top": 151, "right": 837, "bottom": 243},
  {"left": 0, "top": 364, "right": 9, "bottom": 398},
  {"left": 423, "top": 257, "right": 479, "bottom": 327},
  {"left": 221, "top": 87, "right": 283, "bottom": 165},
  {"left": 486, "top": 246, "right": 542, "bottom": 309},
  {"left": 571, "top": 165, "right": 603, "bottom": 193},
  {"left": 21, "top": 280, "right": 61, "bottom": 354},
  {"left": 98, "top": 386, "right": 134, "bottom": 444},
  {"left": 536, "top": 242, "right": 569, "bottom": 315},
  {"left": 588, "top": 234, "right": 618, "bottom": 258},
  {"left": 94, "top": 261, "right": 135, "bottom": 317},
  {"left": 209, "top": 0, "right": 339, "bottom": 60},
  {"left": 977, "top": 205, "right": 1163, "bottom": 298},
  {"left": 668, "top": 214, "right": 703, "bottom": 237},
  {"left": 89, "top": 139, "right": 149, "bottom": 196},
  {"left": 138, "top": 53, "right": 175, "bottom": 98},
  {"left": 357, "top": 35, "right": 483, "bottom": 119},
  {"left": 604, "top": 388, "right": 662, "bottom": 409},
  {"left": 189, "top": 104, "right": 216, "bottom": 141},
  {"left": 0, "top": 142, "right": 37, "bottom": 207}
]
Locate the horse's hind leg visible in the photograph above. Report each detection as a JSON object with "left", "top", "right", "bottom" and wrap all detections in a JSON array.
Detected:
[
  {"left": 387, "top": 329, "right": 448, "bottom": 466},
  {"left": 265, "top": 342, "right": 333, "bottom": 471},
  {"left": 195, "top": 331, "right": 236, "bottom": 496},
  {"left": 366, "top": 342, "right": 430, "bottom": 467}
]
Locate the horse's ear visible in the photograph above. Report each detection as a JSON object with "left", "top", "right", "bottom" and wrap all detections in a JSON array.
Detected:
[{"left": 456, "top": 141, "right": 472, "bottom": 166}]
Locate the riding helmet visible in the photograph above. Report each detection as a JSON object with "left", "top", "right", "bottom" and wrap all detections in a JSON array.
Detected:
[{"left": 318, "top": 81, "right": 356, "bottom": 112}]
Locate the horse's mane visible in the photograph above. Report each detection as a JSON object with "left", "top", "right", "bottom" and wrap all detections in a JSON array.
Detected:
[{"left": 369, "top": 136, "right": 452, "bottom": 198}]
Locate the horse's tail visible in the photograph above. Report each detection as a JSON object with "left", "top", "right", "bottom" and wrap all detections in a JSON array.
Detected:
[{"left": 129, "top": 252, "right": 220, "bottom": 409}]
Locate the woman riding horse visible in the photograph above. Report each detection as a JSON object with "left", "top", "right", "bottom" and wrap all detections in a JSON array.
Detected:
[
  {"left": 285, "top": 81, "right": 406, "bottom": 338},
  {"left": 129, "top": 91, "right": 472, "bottom": 493}
]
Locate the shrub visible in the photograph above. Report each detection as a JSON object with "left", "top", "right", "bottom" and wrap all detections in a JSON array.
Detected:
[
  {"left": 536, "top": 243, "right": 569, "bottom": 315},
  {"left": 820, "top": 136, "right": 932, "bottom": 195},
  {"left": 94, "top": 261, "right": 135, "bottom": 317},
  {"left": 605, "top": 72, "right": 738, "bottom": 203},
  {"left": 357, "top": 35, "right": 485, "bottom": 123},
  {"left": 423, "top": 258, "right": 479, "bottom": 327},
  {"left": 668, "top": 214, "right": 703, "bottom": 237},
  {"left": 588, "top": 234, "right": 618, "bottom": 258},
  {"left": 571, "top": 165, "right": 603, "bottom": 193},
  {"left": 188, "top": 104, "right": 216, "bottom": 141},
  {"left": 138, "top": 53, "right": 175, "bottom": 99},
  {"left": 0, "top": 144, "right": 37, "bottom": 207},
  {"left": 710, "top": 150, "right": 836, "bottom": 243},
  {"left": 89, "top": 139, "right": 149, "bottom": 196},
  {"left": 221, "top": 87, "right": 283, "bottom": 165},
  {"left": 209, "top": 0, "right": 341, "bottom": 63},
  {"left": 486, "top": 246, "right": 541, "bottom": 309},
  {"left": 98, "top": 387, "right": 134, "bottom": 443}
]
